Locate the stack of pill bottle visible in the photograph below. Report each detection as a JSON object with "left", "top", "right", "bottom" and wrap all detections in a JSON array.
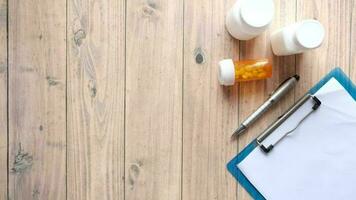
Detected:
[{"left": 218, "top": 59, "right": 272, "bottom": 86}]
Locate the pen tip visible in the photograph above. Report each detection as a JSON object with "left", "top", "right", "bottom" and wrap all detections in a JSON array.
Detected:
[{"left": 231, "top": 125, "right": 246, "bottom": 139}]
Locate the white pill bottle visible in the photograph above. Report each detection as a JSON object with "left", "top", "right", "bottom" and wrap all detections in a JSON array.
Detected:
[
  {"left": 270, "top": 20, "right": 325, "bottom": 56},
  {"left": 226, "top": 0, "right": 275, "bottom": 40}
]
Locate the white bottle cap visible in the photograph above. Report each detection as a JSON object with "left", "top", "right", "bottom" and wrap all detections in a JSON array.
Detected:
[
  {"left": 240, "top": 0, "right": 274, "bottom": 29},
  {"left": 226, "top": 0, "right": 274, "bottom": 40},
  {"left": 218, "top": 59, "right": 235, "bottom": 86},
  {"left": 295, "top": 20, "right": 325, "bottom": 49}
]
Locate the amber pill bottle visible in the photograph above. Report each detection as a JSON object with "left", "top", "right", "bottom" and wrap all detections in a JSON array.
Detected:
[{"left": 218, "top": 58, "right": 272, "bottom": 86}]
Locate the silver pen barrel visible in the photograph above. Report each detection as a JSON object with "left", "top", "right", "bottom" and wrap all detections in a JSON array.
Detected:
[
  {"left": 241, "top": 100, "right": 272, "bottom": 128},
  {"left": 232, "top": 75, "right": 299, "bottom": 138}
]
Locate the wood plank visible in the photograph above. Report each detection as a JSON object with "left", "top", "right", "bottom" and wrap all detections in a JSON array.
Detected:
[
  {"left": 0, "top": 0, "right": 6, "bottom": 198},
  {"left": 238, "top": 0, "right": 297, "bottom": 199},
  {"left": 8, "top": 0, "right": 66, "bottom": 199},
  {"left": 351, "top": 0, "right": 356, "bottom": 81},
  {"left": 66, "top": 0, "right": 125, "bottom": 199},
  {"left": 125, "top": 0, "right": 183, "bottom": 199},
  {"left": 182, "top": 0, "right": 238, "bottom": 199},
  {"left": 296, "top": 0, "right": 352, "bottom": 96}
]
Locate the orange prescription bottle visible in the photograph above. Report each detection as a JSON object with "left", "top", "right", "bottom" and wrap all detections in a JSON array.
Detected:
[{"left": 218, "top": 58, "right": 272, "bottom": 85}]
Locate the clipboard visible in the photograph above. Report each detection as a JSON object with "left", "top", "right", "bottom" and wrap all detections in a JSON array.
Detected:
[{"left": 227, "top": 67, "right": 356, "bottom": 200}]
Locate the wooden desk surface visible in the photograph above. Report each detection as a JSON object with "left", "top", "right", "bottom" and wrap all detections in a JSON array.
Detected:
[{"left": 1, "top": 0, "right": 355, "bottom": 199}]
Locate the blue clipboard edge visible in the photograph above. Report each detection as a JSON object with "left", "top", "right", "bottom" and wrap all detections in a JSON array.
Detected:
[{"left": 227, "top": 67, "right": 356, "bottom": 200}]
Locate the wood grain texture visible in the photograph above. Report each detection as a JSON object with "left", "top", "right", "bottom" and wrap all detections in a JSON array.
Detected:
[
  {"left": 182, "top": 0, "right": 238, "bottom": 200},
  {"left": 2, "top": 0, "right": 355, "bottom": 199},
  {"left": 66, "top": 0, "right": 125, "bottom": 199},
  {"left": 237, "top": 0, "right": 297, "bottom": 199},
  {"left": 125, "top": 0, "right": 183, "bottom": 199},
  {"left": 8, "top": 0, "right": 66, "bottom": 199},
  {"left": 0, "top": 0, "right": 6, "bottom": 198},
  {"left": 351, "top": 0, "right": 356, "bottom": 81},
  {"left": 296, "top": 0, "right": 352, "bottom": 96}
]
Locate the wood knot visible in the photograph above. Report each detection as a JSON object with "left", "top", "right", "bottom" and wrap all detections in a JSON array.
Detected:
[
  {"left": 32, "top": 188, "right": 40, "bottom": 200},
  {"left": 128, "top": 162, "right": 143, "bottom": 189},
  {"left": 194, "top": 48, "right": 206, "bottom": 64},
  {"left": 46, "top": 76, "right": 60, "bottom": 86},
  {"left": 11, "top": 143, "right": 33, "bottom": 174},
  {"left": 147, "top": 0, "right": 157, "bottom": 9},
  {"left": 88, "top": 80, "right": 97, "bottom": 98},
  {"left": 74, "top": 29, "right": 86, "bottom": 46},
  {"left": 141, "top": 3, "right": 159, "bottom": 20}
]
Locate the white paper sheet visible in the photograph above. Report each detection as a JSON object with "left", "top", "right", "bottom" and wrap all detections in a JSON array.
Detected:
[{"left": 238, "top": 78, "right": 356, "bottom": 200}]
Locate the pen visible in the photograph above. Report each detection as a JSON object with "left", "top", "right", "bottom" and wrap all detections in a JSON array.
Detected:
[{"left": 232, "top": 74, "right": 300, "bottom": 138}]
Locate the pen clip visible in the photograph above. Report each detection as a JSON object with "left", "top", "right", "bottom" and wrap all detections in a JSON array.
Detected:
[{"left": 269, "top": 75, "right": 299, "bottom": 96}]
